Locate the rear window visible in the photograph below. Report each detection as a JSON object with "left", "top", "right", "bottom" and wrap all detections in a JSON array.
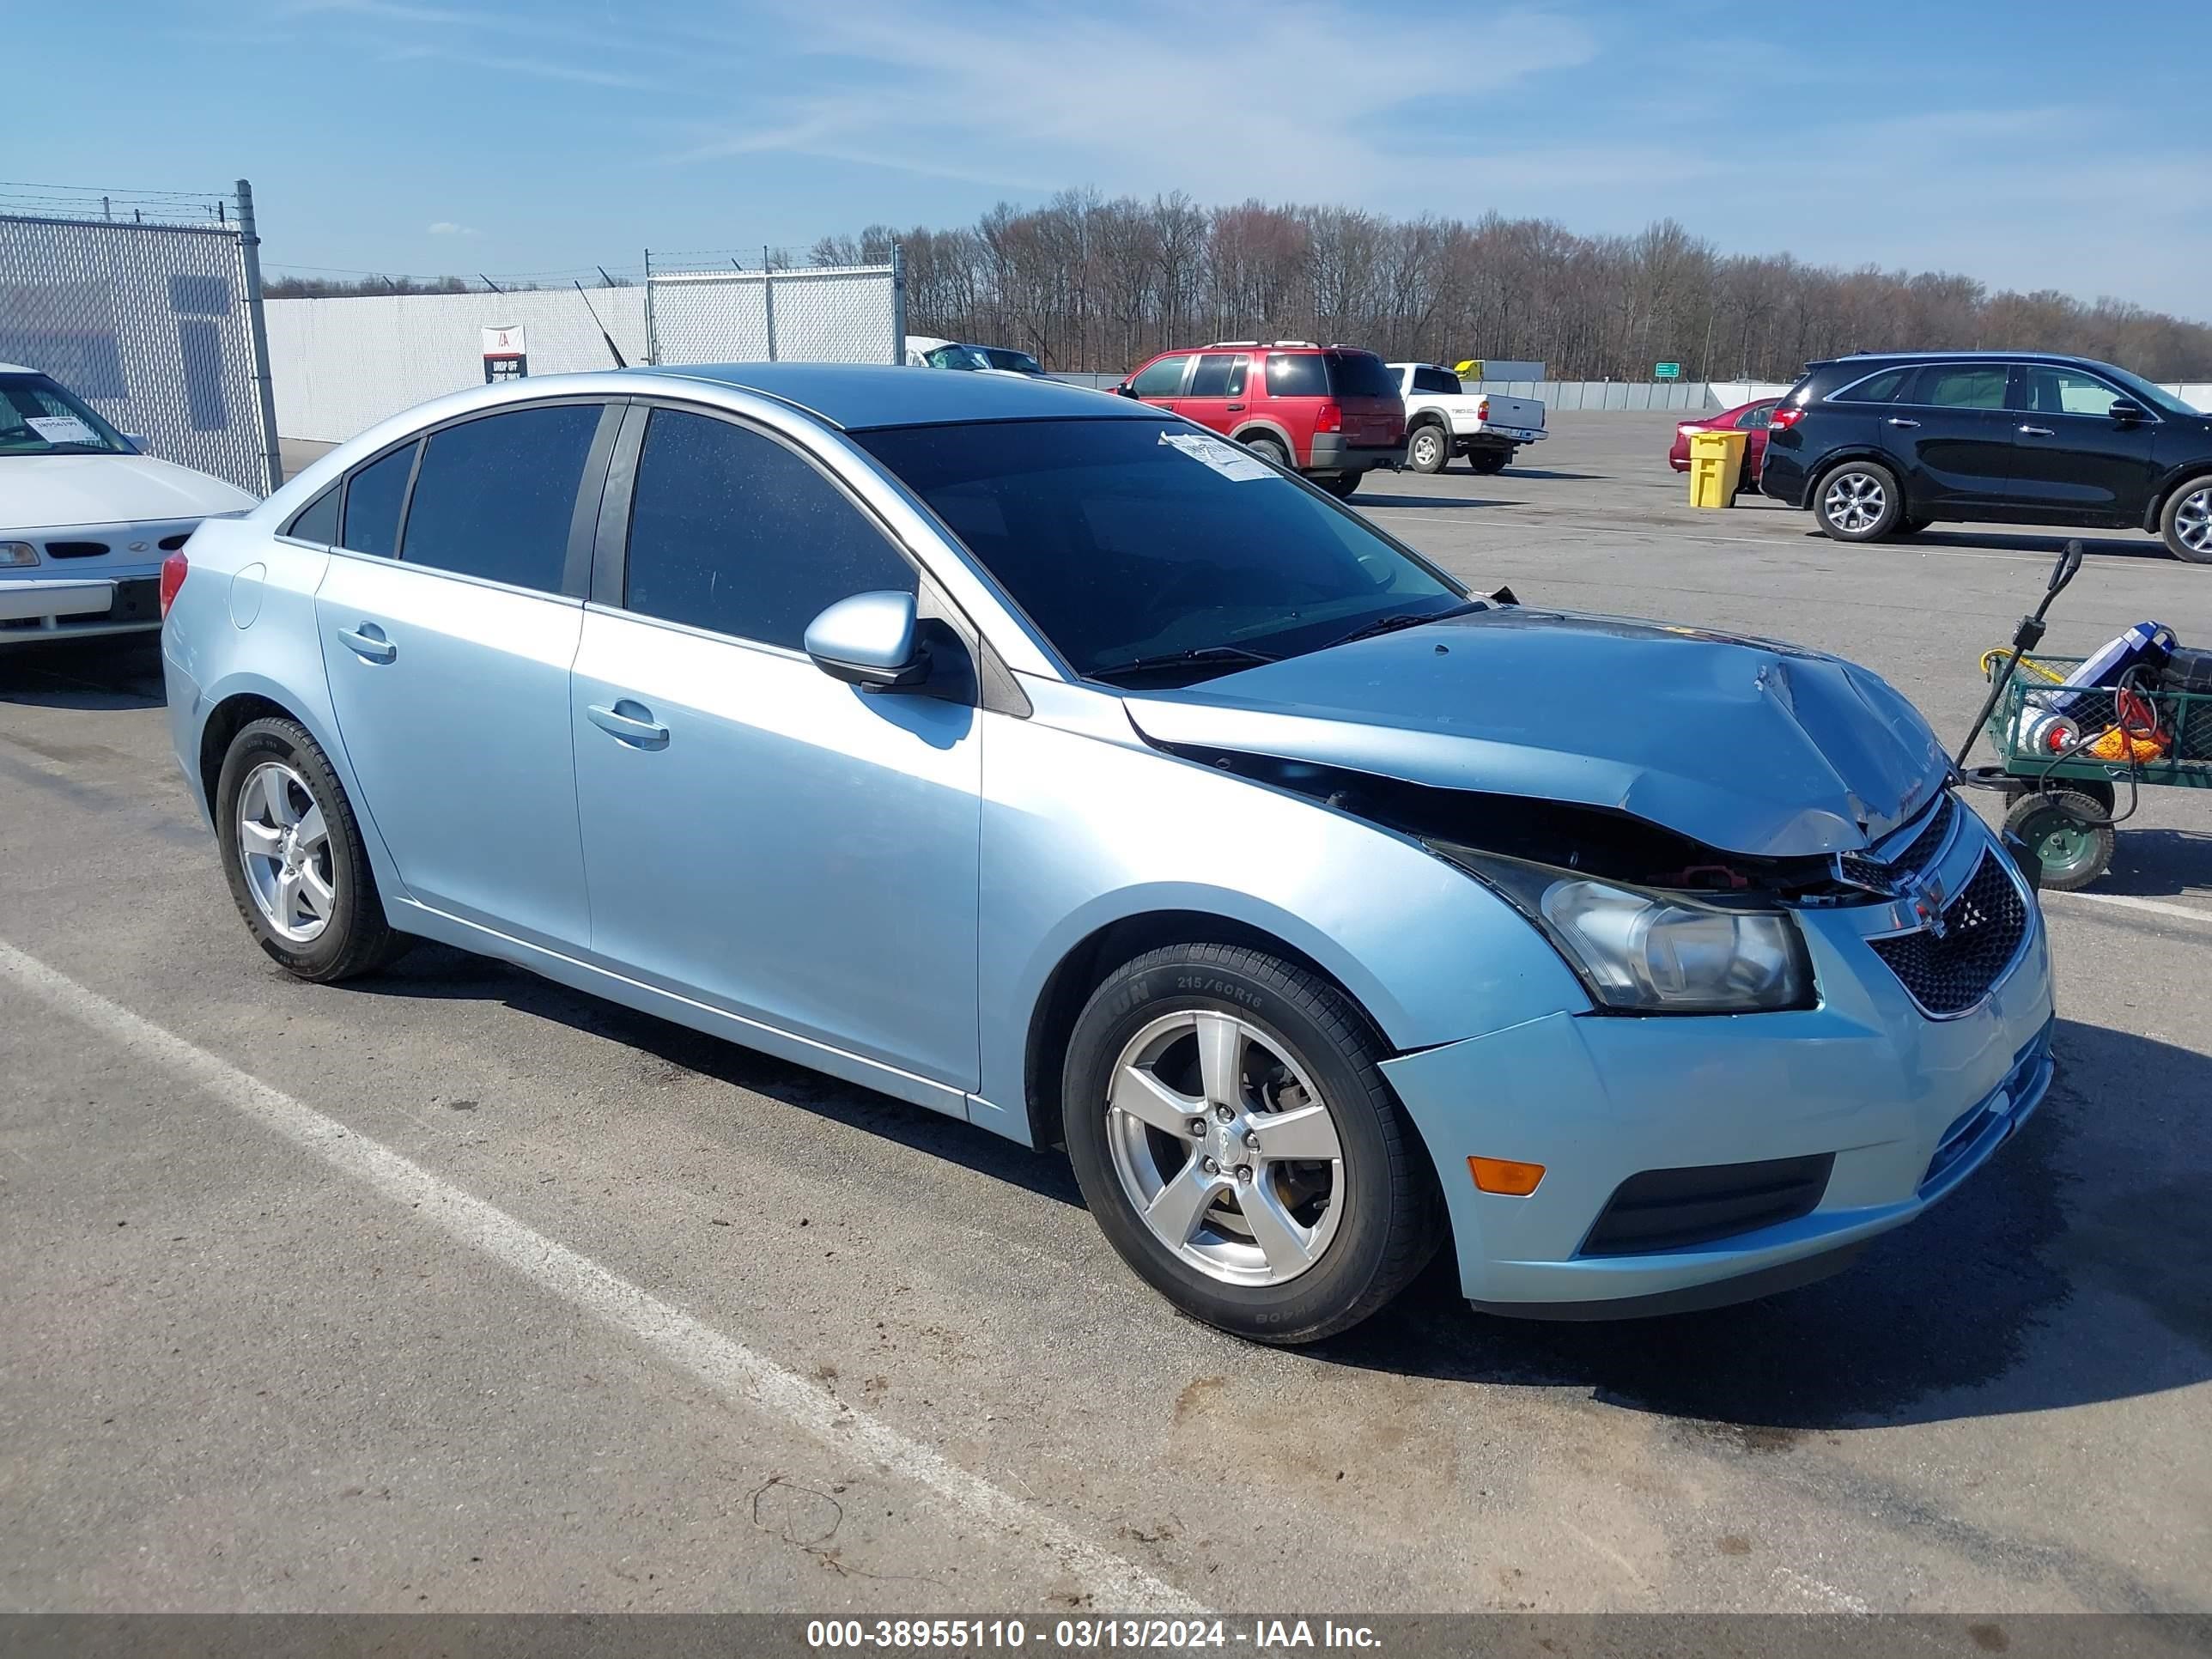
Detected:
[
  {"left": 1410, "top": 366, "right": 1461, "bottom": 395},
  {"left": 1326, "top": 352, "right": 1400, "bottom": 400}
]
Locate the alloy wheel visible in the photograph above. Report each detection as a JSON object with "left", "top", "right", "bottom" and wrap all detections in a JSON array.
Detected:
[
  {"left": 235, "top": 760, "right": 336, "bottom": 943},
  {"left": 1103, "top": 1010, "right": 1346, "bottom": 1286},
  {"left": 2178, "top": 487, "right": 2212, "bottom": 556},
  {"left": 1822, "top": 470, "right": 1887, "bottom": 533},
  {"left": 1410, "top": 428, "right": 1443, "bottom": 470}
]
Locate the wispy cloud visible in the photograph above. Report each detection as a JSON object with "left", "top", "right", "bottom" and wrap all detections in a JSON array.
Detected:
[
  {"left": 427, "top": 221, "right": 478, "bottom": 236},
  {"left": 669, "top": 0, "right": 1598, "bottom": 198}
]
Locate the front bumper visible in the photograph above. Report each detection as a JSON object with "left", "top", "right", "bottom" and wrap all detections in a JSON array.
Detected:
[
  {"left": 0, "top": 570, "right": 164, "bottom": 641},
  {"left": 1379, "top": 814, "right": 2057, "bottom": 1316}
]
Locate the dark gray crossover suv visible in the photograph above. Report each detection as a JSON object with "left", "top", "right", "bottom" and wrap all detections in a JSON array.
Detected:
[{"left": 1759, "top": 351, "right": 2212, "bottom": 562}]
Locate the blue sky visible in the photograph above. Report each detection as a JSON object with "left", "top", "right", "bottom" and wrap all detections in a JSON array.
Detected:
[{"left": 13, "top": 0, "right": 2211, "bottom": 318}]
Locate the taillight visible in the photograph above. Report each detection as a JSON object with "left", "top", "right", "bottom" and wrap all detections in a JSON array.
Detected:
[
  {"left": 1476, "top": 398, "right": 1490, "bottom": 421},
  {"left": 159, "top": 550, "right": 189, "bottom": 618},
  {"left": 1769, "top": 406, "right": 1806, "bottom": 430},
  {"left": 1314, "top": 402, "right": 1343, "bottom": 434}
]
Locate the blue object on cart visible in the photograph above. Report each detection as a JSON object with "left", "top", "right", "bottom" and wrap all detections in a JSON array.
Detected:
[{"left": 2045, "top": 621, "right": 2172, "bottom": 713}]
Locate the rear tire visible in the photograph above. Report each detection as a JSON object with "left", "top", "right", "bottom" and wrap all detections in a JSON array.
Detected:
[
  {"left": 2159, "top": 477, "right": 2212, "bottom": 563},
  {"left": 216, "top": 715, "right": 411, "bottom": 981},
  {"left": 1062, "top": 945, "right": 1445, "bottom": 1345},
  {"left": 1239, "top": 433, "right": 1291, "bottom": 470},
  {"left": 1467, "top": 448, "right": 1509, "bottom": 476},
  {"left": 2003, "top": 790, "right": 2115, "bottom": 892},
  {"left": 1814, "top": 460, "right": 1904, "bottom": 542},
  {"left": 1406, "top": 422, "right": 1449, "bottom": 474},
  {"left": 1316, "top": 472, "right": 1361, "bottom": 499}
]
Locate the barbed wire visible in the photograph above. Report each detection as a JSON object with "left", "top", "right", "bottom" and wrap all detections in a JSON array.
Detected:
[{"left": 0, "top": 182, "right": 239, "bottom": 228}]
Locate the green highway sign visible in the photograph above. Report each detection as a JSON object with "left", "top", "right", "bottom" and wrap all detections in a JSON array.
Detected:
[{"left": 1654, "top": 362, "right": 1682, "bottom": 380}]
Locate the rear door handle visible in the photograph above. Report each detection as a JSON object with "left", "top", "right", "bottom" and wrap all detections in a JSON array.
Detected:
[
  {"left": 2018, "top": 425, "right": 2055, "bottom": 437},
  {"left": 1225, "top": 402, "right": 1245, "bottom": 411},
  {"left": 1886, "top": 417, "right": 1921, "bottom": 428},
  {"left": 586, "top": 699, "right": 670, "bottom": 749},
  {"left": 337, "top": 623, "right": 396, "bottom": 664}
]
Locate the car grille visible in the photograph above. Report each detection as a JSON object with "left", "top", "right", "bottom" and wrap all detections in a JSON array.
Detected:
[
  {"left": 1580, "top": 1153, "right": 1834, "bottom": 1255},
  {"left": 1836, "top": 793, "right": 1954, "bottom": 892},
  {"left": 1869, "top": 853, "right": 2027, "bottom": 1016}
]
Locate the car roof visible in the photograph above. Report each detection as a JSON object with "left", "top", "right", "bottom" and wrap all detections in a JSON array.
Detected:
[
  {"left": 636, "top": 362, "right": 1146, "bottom": 429},
  {"left": 1814, "top": 349, "right": 2117, "bottom": 371},
  {"left": 0, "top": 362, "right": 44, "bottom": 375}
]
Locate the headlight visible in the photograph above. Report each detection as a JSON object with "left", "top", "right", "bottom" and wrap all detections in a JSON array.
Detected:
[
  {"left": 1441, "top": 848, "right": 1813, "bottom": 1014},
  {"left": 1, "top": 541, "right": 37, "bottom": 567}
]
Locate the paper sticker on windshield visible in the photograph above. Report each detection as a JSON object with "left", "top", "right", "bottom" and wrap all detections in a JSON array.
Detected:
[
  {"left": 27, "top": 415, "right": 100, "bottom": 447},
  {"left": 1158, "top": 430, "right": 1273, "bottom": 482}
]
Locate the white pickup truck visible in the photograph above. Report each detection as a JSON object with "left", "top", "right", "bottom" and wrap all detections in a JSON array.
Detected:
[{"left": 1389, "top": 362, "right": 1547, "bottom": 475}]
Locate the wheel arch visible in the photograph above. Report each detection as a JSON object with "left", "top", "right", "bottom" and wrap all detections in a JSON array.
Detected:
[
  {"left": 1230, "top": 418, "right": 1297, "bottom": 459},
  {"left": 2145, "top": 466, "right": 2212, "bottom": 534},
  {"left": 1808, "top": 447, "right": 1905, "bottom": 508},
  {"left": 1021, "top": 908, "right": 1385, "bottom": 1154}
]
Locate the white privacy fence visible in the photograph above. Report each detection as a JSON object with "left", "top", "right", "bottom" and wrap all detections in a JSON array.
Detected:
[{"left": 264, "top": 287, "right": 647, "bottom": 445}]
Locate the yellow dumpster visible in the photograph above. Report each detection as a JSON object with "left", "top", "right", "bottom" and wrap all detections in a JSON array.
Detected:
[{"left": 1688, "top": 428, "right": 1749, "bottom": 508}]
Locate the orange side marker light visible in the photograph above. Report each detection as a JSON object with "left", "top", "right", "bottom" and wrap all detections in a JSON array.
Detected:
[{"left": 1468, "top": 1156, "right": 1546, "bottom": 1197}]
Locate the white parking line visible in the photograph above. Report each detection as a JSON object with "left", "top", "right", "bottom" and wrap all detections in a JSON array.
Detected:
[
  {"left": 2047, "top": 890, "right": 2212, "bottom": 929},
  {"left": 0, "top": 938, "right": 1202, "bottom": 1616}
]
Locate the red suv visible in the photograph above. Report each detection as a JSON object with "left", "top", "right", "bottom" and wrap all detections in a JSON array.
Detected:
[{"left": 1115, "top": 343, "right": 1406, "bottom": 497}]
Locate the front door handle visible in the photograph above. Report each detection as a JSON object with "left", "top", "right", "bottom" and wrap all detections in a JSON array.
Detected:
[
  {"left": 2018, "top": 424, "right": 2056, "bottom": 437},
  {"left": 586, "top": 699, "right": 670, "bottom": 749},
  {"left": 1887, "top": 417, "right": 1921, "bottom": 428},
  {"left": 337, "top": 623, "right": 396, "bottom": 664}
]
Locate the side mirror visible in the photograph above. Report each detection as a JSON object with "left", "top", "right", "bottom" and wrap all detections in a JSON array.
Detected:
[
  {"left": 2109, "top": 398, "right": 2146, "bottom": 423},
  {"left": 804, "top": 590, "right": 928, "bottom": 690},
  {"left": 123, "top": 434, "right": 149, "bottom": 453},
  {"left": 1115, "top": 383, "right": 1139, "bottom": 398},
  {"left": 2051, "top": 538, "right": 2084, "bottom": 594}
]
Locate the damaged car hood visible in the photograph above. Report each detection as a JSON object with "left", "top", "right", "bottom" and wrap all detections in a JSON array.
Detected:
[{"left": 1120, "top": 608, "right": 1949, "bottom": 857}]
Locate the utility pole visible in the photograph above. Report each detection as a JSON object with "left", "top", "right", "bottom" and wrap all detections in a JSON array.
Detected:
[{"left": 234, "top": 179, "right": 284, "bottom": 495}]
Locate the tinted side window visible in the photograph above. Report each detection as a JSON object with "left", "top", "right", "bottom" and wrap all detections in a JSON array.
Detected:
[
  {"left": 1831, "top": 368, "right": 1909, "bottom": 404},
  {"left": 1411, "top": 367, "right": 1458, "bottom": 395},
  {"left": 340, "top": 441, "right": 416, "bottom": 558},
  {"left": 1735, "top": 402, "right": 1776, "bottom": 430},
  {"left": 1914, "top": 365, "right": 2009, "bottom": 409},
  {"left": 624, "top": 409, "right": 915, "bottom": 650},
  {"left": 1129, "top": 355, "right": 1191, "bottom": 398},
  {"left": 2023, "top": 366, "right": 2129, "bottom": 416},
  {"left": 1187, "top": 353, "right": 1239, "bottom": 397},
  {"left": 400, "top": 404, "right": 600, "bottom": 592},
  {"left": 1266, "top": 354, "right": 1328, "bottom": 397},
  {"left": 286, "top": 483, "right": 340, "bottom": 544}
]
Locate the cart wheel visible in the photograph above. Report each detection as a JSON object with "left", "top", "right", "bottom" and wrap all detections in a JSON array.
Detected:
[{"left": 2003, "top": 790, "right": 2114, "bottom": 892}]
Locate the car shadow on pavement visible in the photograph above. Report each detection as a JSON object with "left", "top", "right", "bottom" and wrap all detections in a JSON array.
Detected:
[
  {"left": 2087, "top": 827, "right": 2212, "bottom": 898},
  {"left": 1829, "top": 528, "right": 2170, "bottom": 562},
  {"left": 1498, "top": 469, "right": 1601, "bottom": 482},
  {"left": 1312, "top": 1018, "right": 2211, "bottom": 1431},
  {"left": 347, "top": 944, "right": 1088, "bottom": 1211},
  {"left": 1353, "top": 493, "right": 1511, "bottom": 511},
  {"left": 0, "top": 637, "right": 166, "bottom": 709}
]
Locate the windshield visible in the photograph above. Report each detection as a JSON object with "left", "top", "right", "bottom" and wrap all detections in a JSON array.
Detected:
[
  {"left": 856, "top": 417, "right": 1464, "bottom": 682},
  {"left": 2097, "top": 362, "right": 2199, "bottom": 419},
  {"left": 0, "top": 373, "right": 131, "bottom": 457}
]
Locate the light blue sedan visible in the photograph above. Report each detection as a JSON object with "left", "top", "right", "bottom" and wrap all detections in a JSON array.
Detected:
[{"left": 161, "top": 365, "right": 2055, "bottom": 1342}]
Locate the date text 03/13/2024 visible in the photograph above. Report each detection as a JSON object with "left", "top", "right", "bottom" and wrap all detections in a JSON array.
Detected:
[{"left": 804, "top": 1619, "right": 1382, "bottom": 1650}]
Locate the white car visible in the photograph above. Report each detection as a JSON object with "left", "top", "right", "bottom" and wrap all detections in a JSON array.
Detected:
[
  {"left": 1, "top": 363, "right": 259, "bottom": 646},
  {"left": 1389, "top": 362, "right": 1547, "bottom": 475}
]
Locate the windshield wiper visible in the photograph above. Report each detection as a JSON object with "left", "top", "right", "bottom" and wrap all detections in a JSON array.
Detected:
[
  {"left": 1326, "top": 599, "right": 1487, "bottom": 650},
  {"left": 1087, "top": 644, "right": 1278, "bottom": 684}
]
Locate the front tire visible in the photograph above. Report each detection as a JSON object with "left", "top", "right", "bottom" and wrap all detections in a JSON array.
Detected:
[
  {"left": 1406, "top": 422, "right": 1449, "bottom": 474},
  {"left": 216, "top": 715, "right": 410, "bottom": 981},
  {"left": 1814, "top": 460, "right": 1904, "bottom": 542},
  {"left": 2160, "top": 477, "right": 2212, "bottom": 563},
  {"left": 1061, "top": 945, "right": 1444, "bottom": 1344}
]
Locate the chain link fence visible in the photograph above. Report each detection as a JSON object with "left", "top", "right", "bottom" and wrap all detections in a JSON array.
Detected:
[
  {"left": 0, "top": 182, "right": 280, "bottom": 494},
  {"left": 645, "top": 248, "right": 903, "bottom": 368}
]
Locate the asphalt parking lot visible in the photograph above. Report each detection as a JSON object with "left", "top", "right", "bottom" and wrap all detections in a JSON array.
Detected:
[{"left": 3, "top": 411, "right": 2208, "bottom": 1617}]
